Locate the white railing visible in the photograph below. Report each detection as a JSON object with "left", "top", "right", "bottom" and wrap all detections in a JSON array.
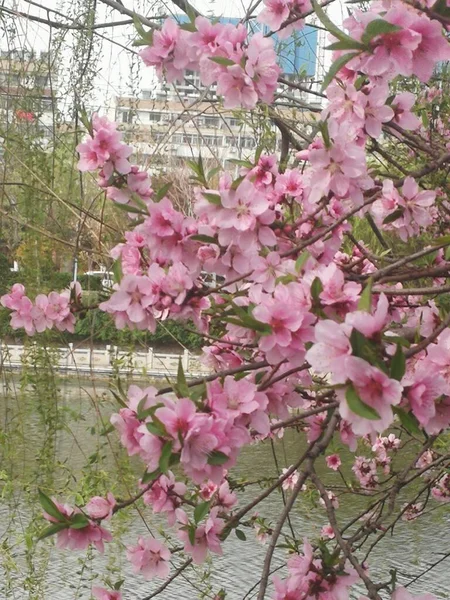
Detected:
[{"left": 0, "top": 342, "right": 210, "bottom": 378}]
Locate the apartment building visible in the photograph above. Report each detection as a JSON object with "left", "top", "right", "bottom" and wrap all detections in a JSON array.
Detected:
[{"left": 0, "top": 49, "right": 57, "bottom": 137}]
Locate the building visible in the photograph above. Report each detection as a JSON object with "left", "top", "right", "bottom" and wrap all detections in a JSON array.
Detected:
[{"left": 0, "top": 49, "right": 57, "bottom": 138}]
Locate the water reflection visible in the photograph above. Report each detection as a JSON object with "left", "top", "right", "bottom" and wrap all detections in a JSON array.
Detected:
[{"left": 0, "top": 378, "right": 449, "bottom": 599}]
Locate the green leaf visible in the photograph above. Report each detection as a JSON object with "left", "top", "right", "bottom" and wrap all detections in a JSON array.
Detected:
[
  {"left": 235, "top": 529, "right": 247, "bottom": 541},
  {"left": 69, "top": 514, "right": 89, "bottom": 529},
  {"left": 231, "top": 303, "right": 272, "bottom": 335},
  {"left": 38, "top": 523, "right": 68, "bottom": 541},
  {"left": 383, "top": 207, "right": 405, "bottom": 224},
  {"left": 202, "top": 192, "right": 222, "bottom": 206},
  {"left": 146, "top": 419, "right": 167, "bottom": 437},
  {"left": 114, "top": 580, "right": 125, "bottom": 591},
  {"left": 194, "top": 501, "right": 210, "bottom": 524},
  {"left": 310, "top": 277, "right": 323, "bottom": 303},
  {"left": 159, "top": 441, "right": 173, "bottom": 474},
  {"left": 208, "top": 56, "right": 236, "bottom": 67},
  {"left": 133, "top": 14, "right": 154, "bottom": 44},
  {"left": 393, "top": 407, "right": 421, "bottom": 435},
  {"left": 345, "top": 386, "right": 381, "bottom": 420},
  {"left": 295, "top": 251, "right": 310, "bottom": 272},
  {"left": 358, "top": 277, "right": 373, "bottom": 312},
  {"left": 113, "top": 202, "right": 147, "bottom": 215},
  {"left": 326, "top": 40, "right": 366, "bottom": 51},
  {"left": 112, "top": 259, "right": 122, "bottom": 284},
  {"left": 179, "top": 22, "right": 197, "bottom": 32},
  {"left": 318, "top": 121, "right": 331, "bottom": 148},
  {"left": 209, "top": 56, "right": 235, "bottom": 67},
  {"left": 207, "top": 166, "right": 222, "bottom": 181},
  {"left": 141, "top": 468, "right": 162, "bottom": 484},
  {"left": 312, "top": 0, "right": 361, "bottom": 45},
  {"left": 190, "top": 234, "right": 218, "bottom": 245},
  {"left": 361, "top": 19, "right": 401, "bottom": 45},
  {"left": 390, "top": 344, "right": 406, "bottom": 381},
  {"left": 432, "top": 0, "right": 450, "bottom": 18},
  {"left": 321, "top": 52, "right": 360, "bottom": 91},
  {"left": 208, "top": 450, "right": 229, "bottom": 465},
  {"left": 189, "top": 382, "right": 207, "bottom": 402},
  {"left": 231, "top": 175, "right": 245, "bottom": 190},
  {"left": 155, "top": 182, "right": 172, "bottom": 202},
  {"left": 188, "top": 524, "right": 196, "bottom": 546},
  {"left": 228, "top": 159, "right": 253, "bottom": 168},
  {"left": 176, "top": 358, "right": 190, "bottom": 398},
  {"left": 38, "top": 490, "right": 67, "bottom": 523}
]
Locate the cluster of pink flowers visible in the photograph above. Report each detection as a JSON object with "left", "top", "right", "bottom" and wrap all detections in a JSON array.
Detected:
[
  {"left": 77, "top": 114, "right": 153, "bottom": 209},
  {"left": 342, "top": 5, "right": 450, "bottom": 83},
  {"left": 140, "top": 17, "right": 280, "bottom": 109},
  {"left": 371, "top": 177, "right": 437, "bottom": 241},
  {"left": 6, "top": 1, "right": 450, "bottom": 595},
  {"left": 42, "top": 499, "right": 112, "bottom": 553},
  {"left": 1, "top": 283, "right": 79, "bottom": 335},
  {"left": 273, "top": 539, "right": 359, "bottom": 600},
  {"left": 127, "top": 537, "right": 171, "bottom": 580}
]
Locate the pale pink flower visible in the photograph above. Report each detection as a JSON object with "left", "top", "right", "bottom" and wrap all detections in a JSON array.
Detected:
[
  {"left": 86, "top": 493, "right": 116, "bottom": 521},
  {"left": 92, "top": 587, "right": 122, "bottom": 600},
  {"left": 143, "top": 471, "right": 186, "bottom": 526},
  {"left": 281, "top": 467, "right": 300, "bottom": 491},
  {"left": 257, "top": 0, "right": 291, "bottom": 32},
  {"left": 177, "top": 507, "right": 224, "bottom": 563},
  {"left": 321, "top": 524, "right": 335, "bottom": 539},
  {"left": 127, "top": 537, "right": 171, "bottom": 579},
  {"left": 392, "top": 586, "right": 437, "bottom": 600},
  {"left": 305, "top": 320, "right": 352, "bottom": 384},
  {"left": 345, "top": 293, "right": 389, "bottom": 338},
  {"left": 155, "top": 397, "right": 197, "bottom": 442},
  {"left": 401, "top": 502, "right": 424, "bottom": 521},
  {"left": 339, "top": 357, "right": 403, "bottom": 436},
  {"left": 326, "top": 454, "right": 342, "bottom": 471},
  {"left": 392, "top": 92, "right": 420, "bottom": 130}
]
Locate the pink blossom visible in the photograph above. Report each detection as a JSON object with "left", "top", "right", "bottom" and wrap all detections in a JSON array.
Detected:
[
  {"left": 155, "top": 397, "right": 197, "bottom": 442},
  {"left": 43, "top": 501, "right": 112, "bottom": 552},
  {"left": 127, "top": 537, "right": 171, "bottom": 579},
  {"left": 99, "top": 275, "right": 156, "bottom": 331},
  {"left": 345, "top": 293, "right": 389, "bottom": 338},
  {"left": 321, "top": 524, "right": 335, "bottom": 539},
  {"left": 86, "top": 493, "right": 116, "bottom": 520},
  {"left": 143, "top": 471, "right": 186, "bottom": 526},
  {"left": 364, "top": 85, "right": 394, "bottom": 138},
  {"left": 401, "top": 502, "right": 424, "bottom": 521},
  {"left": 140, "top": 20, "right": 191, "bottom": 83},
  {"left": 431, "top": 473, "right": 450, "bottom": 502},
  {"left": 339, "top": 357, "right": 403, "bottom": 436},
  {"left": 92, "top": 587, "right": 122, "bottom": 600},
  {"left": 392, "top": 92, "right": 420, "bottom": 130},
  {"left": 217, "top": 65, "right": 258, "bottom": 110},
  {"left": 281, "top": 466, "right": 300, "bottom": 491},
  {"left": 392, "top": 587, "right": 437, "bottom": 600},
  {"left": 326, "top": 454, "right": 342, "bottom": 471},
  {"left": 305, "top": 320, "right": 352, "bottom": 384},
  {"left": 216, "top": 480, "right": 237, "bottom": 510},
  {"left": 177, "top": 507, "right": 224, "bottom": 563},
  {"left": 257, "top": 0, "right": 291, "bottom": 32}
]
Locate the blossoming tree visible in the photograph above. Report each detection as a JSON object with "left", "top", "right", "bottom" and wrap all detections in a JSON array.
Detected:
[{"left": 2, "top": 0, "right": 450, "bottom": 598}]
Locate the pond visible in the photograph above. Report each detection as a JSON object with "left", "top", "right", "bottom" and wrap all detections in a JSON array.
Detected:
[{"left": 0, "top": 374, "right": 449, "bottom": 599}]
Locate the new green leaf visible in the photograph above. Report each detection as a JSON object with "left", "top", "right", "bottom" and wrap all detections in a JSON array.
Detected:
[{"left": 345, "top": 386, "right": 380, "bottom": 420}]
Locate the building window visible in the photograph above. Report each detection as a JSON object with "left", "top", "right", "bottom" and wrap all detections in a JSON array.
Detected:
[{"left": 148, "top": 112, "right": 162, "bottom": 122}]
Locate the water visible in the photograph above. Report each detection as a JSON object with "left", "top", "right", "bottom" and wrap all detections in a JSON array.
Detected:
[{"left": 0, "top": 375, "right": 449, "bottom": 599}]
